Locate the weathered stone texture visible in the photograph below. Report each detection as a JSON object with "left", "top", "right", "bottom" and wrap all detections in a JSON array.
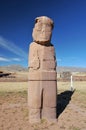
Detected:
[
  {"left": 28, "top": 42, "right": 56, "bottom": 71},
  {"left": 28, "top": 16, "right": 57, "bottom": 123},
  {"left": 28, "top": 71, "right": 57, "bottom": 80},
  {"left": 32, "top": 16, "right": 53, "bottom": 44}
]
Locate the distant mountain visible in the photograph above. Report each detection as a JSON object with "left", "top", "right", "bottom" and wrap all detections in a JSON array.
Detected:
[
  {"left": 0, "top": 65, "right": 86, "bottom": 73},
  {"left": 57, "top": 66, "right": 86, "bottom": 73},
  {"left": 0, "top": 65, "right": 28, "bottom": 72}
]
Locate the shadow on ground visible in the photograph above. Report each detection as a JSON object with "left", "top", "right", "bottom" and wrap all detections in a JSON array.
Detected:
[
  {"left": 56, "top": 90, "right": 75, "bottom": 118},
  {"left": 0, "top": 73, "right": 11, "bottom": 77}
]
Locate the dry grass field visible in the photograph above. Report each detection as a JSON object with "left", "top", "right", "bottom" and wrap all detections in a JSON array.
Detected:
[{"left": 0, "top": 72, "right": 86, "bottom": 130}]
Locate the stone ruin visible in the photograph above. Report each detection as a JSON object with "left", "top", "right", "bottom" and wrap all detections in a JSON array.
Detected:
[
  {"left": 28, "top": 16, "right": 57, "bottom": 123},
  {"left": 60, "top": 71, "right": 71, "bottom": 80}
]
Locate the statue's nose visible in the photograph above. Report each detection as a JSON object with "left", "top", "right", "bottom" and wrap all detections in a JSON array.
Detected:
[{"left": 42, "top": 28, "right": 45, "bottom": 32}]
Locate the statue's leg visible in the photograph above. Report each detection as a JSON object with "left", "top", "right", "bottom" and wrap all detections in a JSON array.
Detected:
[
  {"left": 28, "top": 81, "right": 42, "bottom": 123},
  {"left": 42, "top": 81, "right": 57, "bottom": 122}
]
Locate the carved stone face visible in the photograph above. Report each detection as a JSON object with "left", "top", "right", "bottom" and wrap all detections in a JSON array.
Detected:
[{"left": 32, "top": 16, "right": 54, "bottom": 44}]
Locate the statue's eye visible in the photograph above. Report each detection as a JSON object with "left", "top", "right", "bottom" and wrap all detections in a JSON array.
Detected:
[{"left": 35, "top": 23, "right": 42, "bottom": 30}]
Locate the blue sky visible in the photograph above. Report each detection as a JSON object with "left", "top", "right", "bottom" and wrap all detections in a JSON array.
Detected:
[{"left": 0, "top": 0, "right": 86, "bottom": 67}]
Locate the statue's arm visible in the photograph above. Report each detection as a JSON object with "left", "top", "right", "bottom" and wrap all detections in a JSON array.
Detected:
[{"left": 28, "top": 43, "right": 40, "bottom": 70}]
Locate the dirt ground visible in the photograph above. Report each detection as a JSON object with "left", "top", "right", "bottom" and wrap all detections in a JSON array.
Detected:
[{"left": 0, "top": 81, "right": 86, "bottom": 130}]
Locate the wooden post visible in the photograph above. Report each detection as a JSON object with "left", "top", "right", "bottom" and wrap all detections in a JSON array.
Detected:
[{"left": 70, "top": 75, "right": 73, "bottom": 91}]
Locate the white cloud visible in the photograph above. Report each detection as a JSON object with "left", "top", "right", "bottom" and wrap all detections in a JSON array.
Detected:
[
  {"left": 0, "top": 57, "right": 10, "bottom": 62},
  {"left": 12, "top": 58, "right": 21, "bottom": 61},
  {"left": 0, "top": 36, "right": 27, "bottom": 58},
  {"left": 0, "top": 56, "right": 22, "bottom": 62}
]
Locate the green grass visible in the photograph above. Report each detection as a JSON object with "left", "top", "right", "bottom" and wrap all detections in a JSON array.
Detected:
[
  {"left": 58, "top": 81, "right": 86, "bottom": 109},
  {"left": 0, "top": 81, "right": 86, "bottom": 106},
  {"left": 72, "top": 127, "right": 81, "bottom": 130},
  {"left": 0, "top": 80, "right": 86, "bottom": 130},
  {"left": 0, "top": 81, "right": 86, "bottom": 93},
  {"left": 0, "top": 82, "right": 28, "bottom": 93}
]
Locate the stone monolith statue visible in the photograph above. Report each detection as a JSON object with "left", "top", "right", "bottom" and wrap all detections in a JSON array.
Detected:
[{"left": 28, "top": 16, "right": 57, "bottom": 123}]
